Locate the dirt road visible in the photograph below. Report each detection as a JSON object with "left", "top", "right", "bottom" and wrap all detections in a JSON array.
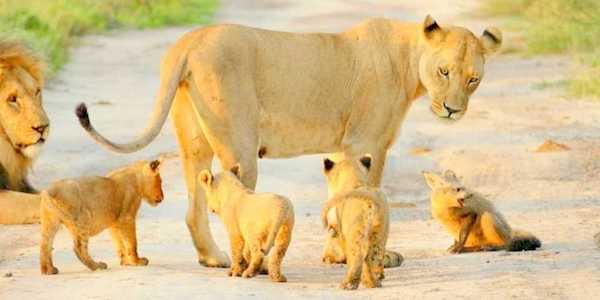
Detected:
[{"left": 2, "top": 0, "right": 599, "bottom": 299}]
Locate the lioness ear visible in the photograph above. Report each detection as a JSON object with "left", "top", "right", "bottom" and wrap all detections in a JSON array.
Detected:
[
  {"left": 481, "top": 27, "right": 502, "bottom": 55},
  {"left": 423, "top": 15, "right": 444, "bottom": 41},
  {"left": 149, "top": 160, "right": 160, "bottom": 172},
  {"left": 198, "top": 169, "right": 213, "bottom": 186},
  {"left": 323, "top": 158, "right": 335, "bottom": 173},
  {"left": 230, "top": 164, "right": 241, "bottom": 179},
  {"left": 423, "top": 171, "right": 447, "bottom": 190},
  {"left": 359, "top": 155, "right": 372, "bottom": 171}
]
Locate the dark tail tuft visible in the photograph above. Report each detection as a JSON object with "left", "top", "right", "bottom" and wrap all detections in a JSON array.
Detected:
[
  {"left": 75, "top": 103, "right": 91, "bottom": 130},
  {"left": 508, "top": 234, "right": 541, "bottom": 251}
]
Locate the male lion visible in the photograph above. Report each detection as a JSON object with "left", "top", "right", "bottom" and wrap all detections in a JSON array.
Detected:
[
  {"left": 75, "top": 15, "right": 502, "bottom": 268},
  {"left": 0, "top": 40, "right": 50, "bottom": 225},
  {"left": 40, "top": 160, "right": 164, "bottom": 275},
  {"left": 321, "top": 155, "right": 389, "bottom": 290},
  {"left": 198, "top": 165, "right": 294, "bottom": 282}
]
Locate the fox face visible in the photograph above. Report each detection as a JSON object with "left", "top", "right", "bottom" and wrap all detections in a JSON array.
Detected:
[{"left": 423, "top": 170, "right": 469, "bottom": 208}]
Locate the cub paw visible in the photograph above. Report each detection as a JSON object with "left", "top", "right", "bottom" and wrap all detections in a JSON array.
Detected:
[
  {"left": 199, "top": 251, "right": 231, "bottom": 268},
  {"left": 228, "top": 267, "right": 243, "bottom": 277},
  {"left": 270, "top": 274, "right": 287, "bottom": 283},
  {"left": 340, "top": 280, "right": 359, "bottom": 290},
  {"left": 41, "top": 265, "right": 59, "bottom": 275},
  {"left": 96, "top": 262, "right": 108, "bottom": 270},
  {"left": 241, "top": 269, "right": 256, "bottom": 278},
  {"left": 136, "top": 257, "right": 149, "bottom": 266}
]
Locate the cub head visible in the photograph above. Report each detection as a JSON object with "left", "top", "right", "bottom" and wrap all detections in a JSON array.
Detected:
[
  {"left": 323, "top": 154, "right": 372, "bottom": 198},
  {"left": 423, "top": 170, "right": 468, "bottom": 208},
  {"left": 0, "top": 41, "right": 49, "bottom": 159},
  {"left": 197, "top": 164, "right": 243, "bottom": 214},
  {"left": 141, "top": 160, "right": 164, "bottom": 206},
  {"left": 419, "top": 15, "right": 502, "bottom": 121}
]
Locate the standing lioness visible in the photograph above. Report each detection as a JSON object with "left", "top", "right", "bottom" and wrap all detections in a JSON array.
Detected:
[
  {"left": 75, "top": 15, "right": 502, "bottom": 268},
  {"left": 39, "top": 160, "right": 164, "bottom": 275}
]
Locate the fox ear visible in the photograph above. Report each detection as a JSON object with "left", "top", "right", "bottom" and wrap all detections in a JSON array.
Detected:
[
  {"left": 443, "top": 170, "right": 458, "bottom": 181},
  {"left": 422, "top": 171, "right": 447, "bottom": 190},
  {"left": 198, "top": 169, "right": 213, "bottom": 187},
  {"left": 323, "top": 158, "right": 335, "bottom": 173}
]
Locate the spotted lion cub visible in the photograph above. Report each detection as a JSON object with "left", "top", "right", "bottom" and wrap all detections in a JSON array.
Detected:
[
  {"left": 321, "top": 155, "right": 389, "bottom": 290},
  {"left": 198, "top": 165, "right": 294, "bottom": 282},
  {"left": 39, "top": 160, "right": 164, "bottom": 275}
]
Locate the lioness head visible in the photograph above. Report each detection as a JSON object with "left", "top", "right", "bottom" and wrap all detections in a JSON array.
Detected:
[
  {"left": 141, "top": 160, "right": 164, "bottom": 206},
  {"left": 423, "top": 170, "right": 469, "bottom": 208},
  {"left": 0, "top": 41, "right": 49, "bottom": 159},
  {"left": 198, "top": 165, "right": 243, "bottom": 214},
  {"left": 323, "top": 154, "right": 372, "bottom": 198},
  {"left": 419, "top": 15, "right": 502, "bottom": 121}
]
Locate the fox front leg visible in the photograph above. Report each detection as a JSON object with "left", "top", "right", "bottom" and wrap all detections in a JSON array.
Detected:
[{"left": 449, "top": 214, "right": 476, "bottom": 254}]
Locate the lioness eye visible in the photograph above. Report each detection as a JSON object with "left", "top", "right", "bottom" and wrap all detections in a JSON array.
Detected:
[
  {"left": 438, "top": 67, "right": 449, "bottom": 77},
  {"left": 35, "top": 88, "right": 41, "bottom": 96},
  {"left": 469, "top": 77, "right": 479, "bottom": 84},
  {"left": 7, "top": 95, "right": 17, "bottom": 104}
]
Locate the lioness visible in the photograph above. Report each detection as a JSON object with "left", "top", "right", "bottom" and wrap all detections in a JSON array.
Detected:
[
  {"left": 39, "top": 160, "right": 164, "bottom": 275},
  {"left": 322, "top": 155, "right": 389, "bottom": 289},
  {"left": 423, "top": 170, "right": 541, "bottom": 253},
  {"left": 198, "top": 165, "right": 294, "bottom": 282},
  {"left": 75, "top": 15, "right": 502, "bottom": 268}
]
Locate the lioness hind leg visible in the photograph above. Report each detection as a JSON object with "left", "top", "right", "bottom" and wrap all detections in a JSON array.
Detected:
[
  {"left": 72, "top": 234, "right": 107, "bottom": 271},
  {"left": 171, "top": 92, "right": 230, "bottom": 268},
  {"left": 268, "top": 224, "right": 293, "bottom": 283},
  {"left": 39, "top": 205, "right": 60, "bottom": 275}
]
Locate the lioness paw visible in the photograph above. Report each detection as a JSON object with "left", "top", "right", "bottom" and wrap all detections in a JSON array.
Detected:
[
  {"left": 383, "top": 250, "right": 404, "bottom": 268},
  {"left": 136, "top": 257, "right": 149, "bottom": 266},
  {"left": 41, "top": 265, "right": 59, "bottom": 275},
  {"left": 96, "top": 262, "right": 108, "bottom": 270}
]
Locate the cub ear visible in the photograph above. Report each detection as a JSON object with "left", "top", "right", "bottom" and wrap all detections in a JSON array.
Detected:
[
  {"left": 198, "top": 169, "right": 213, "bottom": 186},
  {"left": 481, "top": 27, "right": 502, "bottom": 55},
  {"left": 422, "top": 171, "right": 447, "bottom": 190},
  {"left": 149, "top": 160, "right": 160, "bottom": 172},
  {"left": 359, "top": 154, "right": 372, "bottom": 171},
  {"left": 230, "top": 164, "right": 241, "bottom": 179},
  {"left": 323, "top": 158, "right": 335, "bottom": 173},
  {"left": 423, "top": 15, "right": 444, "bottom": 41}
]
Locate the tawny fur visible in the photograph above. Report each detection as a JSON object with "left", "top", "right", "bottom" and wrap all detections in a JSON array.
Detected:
[
  {"left": 0, "top": 40, "right": 49, "bottom": 225},
  {"left": 198, "top": 165, "right": 294, "bottom": 282},
  {"left": 423, "top": 171, "right": 541, "bottom": 253},
  {"left": 39, "top": 160, "right": 164, "bottom": 275},
  {"left": 76, "top": 16, "right": 501, "bottom": 267},
  {"left": 321, "top": 156, "right": 389, "bottom": 290}
]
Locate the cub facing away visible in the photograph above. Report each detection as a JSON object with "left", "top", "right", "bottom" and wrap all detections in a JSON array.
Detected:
[
  {"left": 321, "top": 155, "right": 389, "bottom": 290},
  {"left": 423, "top": 170, "right": 541, "bottom": 253},
  {"left": 198, "top": 165, "right": 294, "bottom": 282},
  {"left": 40, "top": 160, "right": 164, "bottom": 275}
]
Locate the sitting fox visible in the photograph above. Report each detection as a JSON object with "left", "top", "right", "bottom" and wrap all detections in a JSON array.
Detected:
[
  {"left": 321, "top": 155, "right": 389, "bottom": 290},
  {"left": 39, "top": 160, "right": 164, "bottom": 275},
  {"left": 198, "top": 165, "right": 294, "bottom": 282},
  {"left": 423, "top": 170, "right": 541, "bottom": 253}
]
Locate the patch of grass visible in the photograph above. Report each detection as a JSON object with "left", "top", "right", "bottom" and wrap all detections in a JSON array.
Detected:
[
  {"left": 482, "top": 0, "right": 600, "bottom": 98},
  {"left": 0, "top": 0, "right": 218, "bottom": 75}
]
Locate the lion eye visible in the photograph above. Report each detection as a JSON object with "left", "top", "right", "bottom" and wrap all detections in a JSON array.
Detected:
[{"left": 438, "top": 67, "right": 449, "bottom": 78}]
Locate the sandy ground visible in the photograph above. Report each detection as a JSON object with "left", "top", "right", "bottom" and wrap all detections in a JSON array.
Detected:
[{"left": 2, "top": 0, "right": 600, "bottom": 299}]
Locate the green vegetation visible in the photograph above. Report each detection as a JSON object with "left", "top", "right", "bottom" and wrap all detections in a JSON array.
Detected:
[
  {"left": 483, "top": 0, "right": 600, "bottom": 98},
  {"left": 0, "top": 0, "right": 218, "bottom": 74}
]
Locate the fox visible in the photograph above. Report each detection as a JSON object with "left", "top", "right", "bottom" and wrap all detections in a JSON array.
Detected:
[{"left": 423, "top": 170, "right": 541, "bottom": 253}]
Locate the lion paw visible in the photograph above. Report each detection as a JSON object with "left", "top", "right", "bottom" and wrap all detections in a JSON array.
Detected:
[
  {"left": 199, "top": 251, "right": 231, "bottom": 268},
  {"left": 41, "top": 265, "right": 59, "bottom": 275}
]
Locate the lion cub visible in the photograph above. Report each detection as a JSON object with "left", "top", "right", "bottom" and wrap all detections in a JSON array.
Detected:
[
  {"left": 423, "top": 170, "right": 541, "bottom": 253},
  {"left": 39, "top": 160, "right": 164, "bottom": 275},
  {"left": 198, "top": 165, "right": 294, "bottom": 282},
  {"left": 321, "top": 155, "right": 389, "bottom": 290}
]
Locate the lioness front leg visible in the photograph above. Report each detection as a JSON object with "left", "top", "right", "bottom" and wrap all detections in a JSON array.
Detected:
[
  {"left": 73, "top": 235, "right": 107, "bottom": 271},
  {"left": 119, "top": 222, "right": 148, "bottom": 266}
]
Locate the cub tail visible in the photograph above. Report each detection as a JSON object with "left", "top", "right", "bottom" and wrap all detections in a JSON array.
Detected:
[
  {"left": 262, "top": 200, "right": 292, "bottom": 256},
  {"left": 508, "top": 229, "right": 541, "bottom": 251}
]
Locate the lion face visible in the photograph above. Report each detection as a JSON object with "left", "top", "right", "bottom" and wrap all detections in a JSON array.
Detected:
[
  {"left": 419, "top": 16, "right": 502, "bottom": 121},
  {"left": 142, "top": 160, "right": 164, "bottom": 206},
  {"left": 0, "top": 66, "right": 49, "bottom": 158}
]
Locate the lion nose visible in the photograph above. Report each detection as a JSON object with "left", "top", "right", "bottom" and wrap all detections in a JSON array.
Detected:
[
  {"left": 32, "top": 124, "right": 49, "bottom": 135},
  {"left": 443, "top": 102, "right": 462, "bottom": 116}
]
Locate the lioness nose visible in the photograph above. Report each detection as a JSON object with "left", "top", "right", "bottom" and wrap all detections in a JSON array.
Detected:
[
  {"left": 32, "top": 124, "right": 49, "bottom": 134},
  {"left": 443, "top": 102, "right": 462, "bottom": 116}
]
